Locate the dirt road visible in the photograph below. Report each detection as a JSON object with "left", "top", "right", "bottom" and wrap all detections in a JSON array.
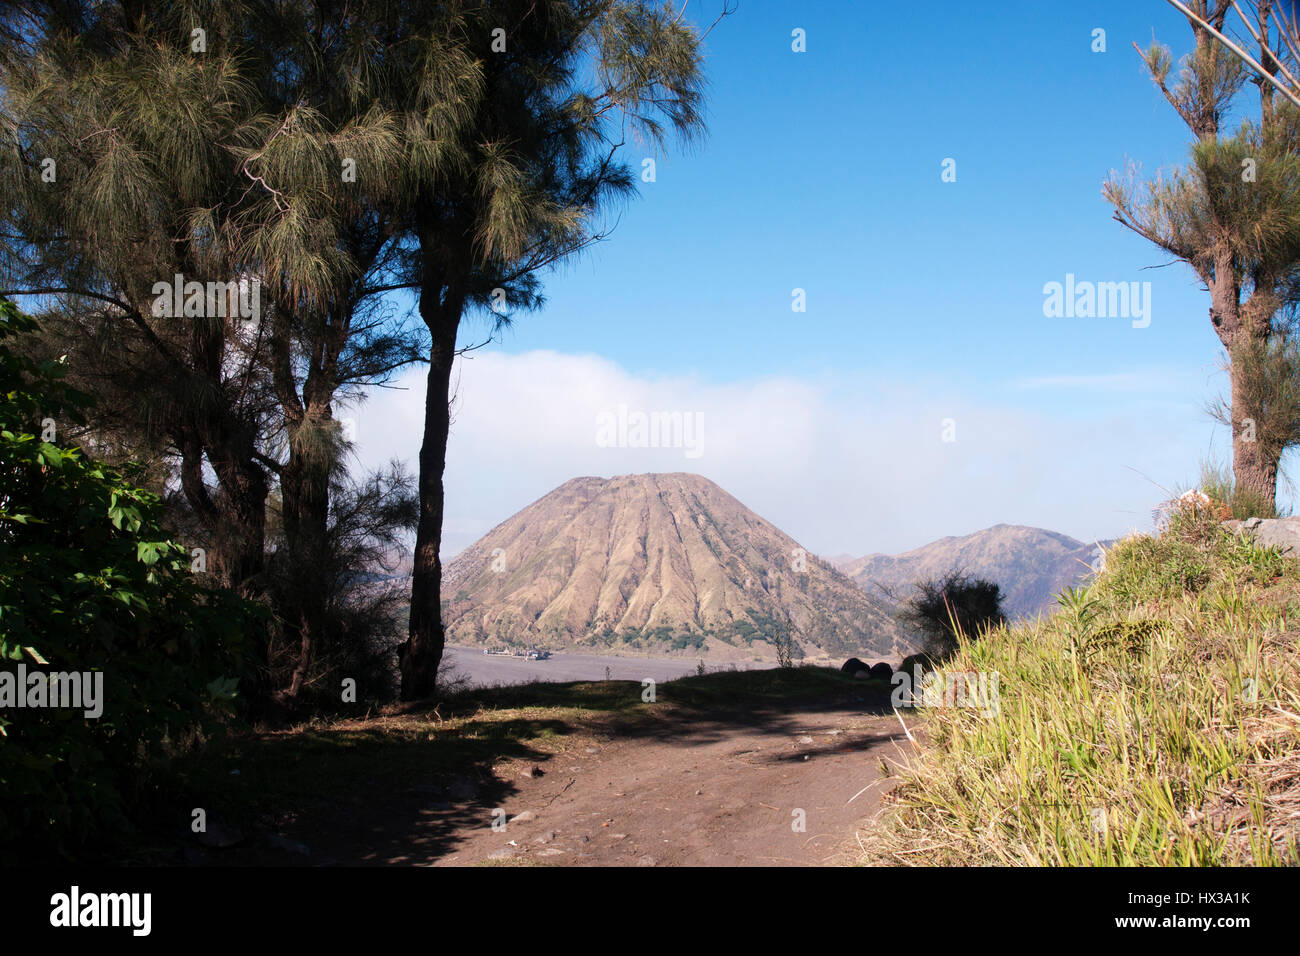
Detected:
[
  {"left": 432, "top": 707, "right": 910, "bottom": 867},
  {"left": 175, "top": 671, "right": 910, "bottom": 867}
]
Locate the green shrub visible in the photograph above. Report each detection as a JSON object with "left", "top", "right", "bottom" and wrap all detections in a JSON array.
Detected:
[
  {"left": 896, "top": 570, "right": 1007, "bottom": 660},
  {"left": 0, "top": 300, "right": 261, "bottom": 861},
  {"left": 1098, "top": 499, "right": 1286, "bottom": 611}
]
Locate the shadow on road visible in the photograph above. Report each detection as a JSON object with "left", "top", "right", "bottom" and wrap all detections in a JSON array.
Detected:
[{"left": 147, "top": 667, "right": 903, "bottom": 866}]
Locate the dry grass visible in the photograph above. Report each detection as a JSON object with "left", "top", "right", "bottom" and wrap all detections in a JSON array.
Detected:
[{"left": 862, "top": 503, "right": 1300, "bottom": 866}]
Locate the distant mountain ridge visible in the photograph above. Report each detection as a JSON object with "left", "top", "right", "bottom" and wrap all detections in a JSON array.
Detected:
[
  {"left": 440, "top": 473, "right": 912, "bottom": 661},
  {"left": 838, "top": 524, "right": 1110, "bottom": 619}
]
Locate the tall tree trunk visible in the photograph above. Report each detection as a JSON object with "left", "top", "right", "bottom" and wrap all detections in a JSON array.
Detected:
[
  {"left": 209, "top": 447, "right": 269, "bottom": 596},
  {"left": 1214, "top": 256, "right": 1282, "bottom": 510},
  {"left": 1229, "top": 336, "right": 1281, "bottom": 506},
  {"left": 400, "top": 275, "right": 462, "bottom": 701},
  {"left": 281, "top": 413, "right": 332, "bottom": 698},
  {"left": 204, "top": 441, "right": 272, "bottom": 712}
]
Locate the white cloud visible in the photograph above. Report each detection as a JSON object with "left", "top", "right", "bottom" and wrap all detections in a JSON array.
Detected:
[{"left": 350, "top": 350, "right": 1229, "bottom": 560}]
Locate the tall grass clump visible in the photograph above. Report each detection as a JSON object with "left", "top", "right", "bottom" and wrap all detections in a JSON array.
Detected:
[
  {"left": 1195, "top": 460, "right": 1285, "bottom": 520},
  {"left": 864, "top": 497, "right": 1300, "bottom": 866}
]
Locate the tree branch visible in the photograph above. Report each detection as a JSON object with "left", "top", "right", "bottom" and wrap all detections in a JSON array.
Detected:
[{"left": 1167, "top": 0, "right": 1300, "bottom": 108}]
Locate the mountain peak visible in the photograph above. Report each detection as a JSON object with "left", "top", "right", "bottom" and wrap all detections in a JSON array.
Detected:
[
  {"left": 842, "top": 524, "right": 1106, "bottom": 618},
  {"left": 442, "top": 473, "right": 908, "bottom": 661}
]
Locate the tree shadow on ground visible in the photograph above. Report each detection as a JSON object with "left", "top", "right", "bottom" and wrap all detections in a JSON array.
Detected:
[
  {"left": 480, "top": 666, "right": 900, "bottom": 749},
  {"left": 136, "top": 667, "right": 903, "bottom": 866}
]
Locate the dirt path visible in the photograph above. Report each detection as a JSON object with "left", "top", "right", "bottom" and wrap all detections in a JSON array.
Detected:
[
  {"left": 180, "top": 673, "right": 912, "bottom": 868},
  {"left": 431, "top": 709, "right": 910, "bottom": 867}
]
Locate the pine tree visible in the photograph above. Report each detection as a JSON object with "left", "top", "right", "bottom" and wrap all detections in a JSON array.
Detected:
[
  {"left": 0, "top": 3, "right": 432, "bottom": 701},
  {"left": 1105, "top": 0, "right": 1300, "bottom": 511},
  {"left": 366, "top": 0, "right": 719, "bottom": 699}
]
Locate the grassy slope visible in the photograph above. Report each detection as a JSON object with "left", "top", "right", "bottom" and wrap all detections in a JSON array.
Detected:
[{"left": 865, "top": 506, "right": 1300, "bottom": 865}]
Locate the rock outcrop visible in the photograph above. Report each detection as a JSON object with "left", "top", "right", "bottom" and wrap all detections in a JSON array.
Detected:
[{"left": 1224, "top": 516, "right": 1300, "bottom": 556}]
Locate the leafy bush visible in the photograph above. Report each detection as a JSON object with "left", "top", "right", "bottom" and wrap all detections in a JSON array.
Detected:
[
  {"left": 896, "top": 570, "right": 1006, "bottom": 660},
  {"left": 0, "top": 300, "right": 260, "bottom": 861}
]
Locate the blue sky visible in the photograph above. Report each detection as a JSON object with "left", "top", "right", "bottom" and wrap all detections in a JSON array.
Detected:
[
  {"left": 356, "top": 1, "right": 1295, "bottom": 559},
  {"left": 478, "top": 0, "right": 1207, "bottom": 378}
]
